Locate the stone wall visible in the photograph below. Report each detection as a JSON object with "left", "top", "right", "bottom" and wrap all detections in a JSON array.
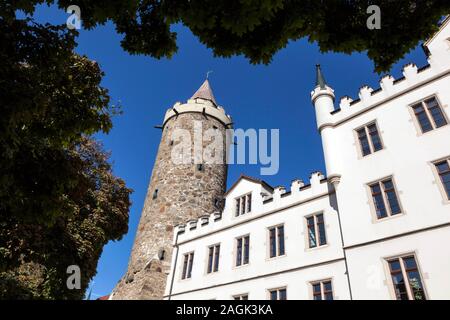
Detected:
[{"left": 111, "top": 111, "right": 228, "bottom": 299}]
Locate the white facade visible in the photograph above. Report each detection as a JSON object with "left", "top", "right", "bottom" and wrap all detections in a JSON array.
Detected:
[{"left": 164, "top": 18, "right": 450, "bottom": 300}]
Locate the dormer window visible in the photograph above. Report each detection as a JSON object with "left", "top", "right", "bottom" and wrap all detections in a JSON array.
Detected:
[{"left": 235, "top": 193, "right": 252, "bottom": 217}]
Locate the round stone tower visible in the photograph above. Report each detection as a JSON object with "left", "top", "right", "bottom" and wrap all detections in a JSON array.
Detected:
[{"left": 111, "top": 80, "right": 231, "bottom": 299}]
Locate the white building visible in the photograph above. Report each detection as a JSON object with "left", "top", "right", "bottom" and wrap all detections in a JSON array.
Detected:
[{"left": 163, "top": 17, "right": 450, "bottom": 300}]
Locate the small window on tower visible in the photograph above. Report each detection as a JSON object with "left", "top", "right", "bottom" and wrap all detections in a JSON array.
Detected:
[
  {"left": 169, "top": 140, "right": 174, "bottom": 146},
  {"left": 197, "top": 164, "right": 204, "bottom": 171},
  {"left": 152, "top": 189, "right": 158, "bottom": 200}
]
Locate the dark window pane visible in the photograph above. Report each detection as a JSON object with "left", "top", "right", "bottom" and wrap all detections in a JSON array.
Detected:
[
  {"left": 182, "top": 255, "right": 188, "bottom": 279},
  {"left": 235, "top": 198, "right": 240, "bottom": 217},
  {"left": 236, "top": 238, "right": 242, "bottom": 266},
  {"left": 269, "top": 228, "right": 276, "bottom": 258},
  {"left": 407, "top": 270, "right": 426, "bottom": 300},
  {"left": 313, "top": 294, "right": 322, "bottom": 301},
  {"left": 413, "top": 105, "right": 433, "bottom": 133},
  {"left": 426, "top": 98, "right": 447, "bottom": 128},
  {"left": 241, "top": 196, "right": 246, "bottom": 215},
  {"left": 317, "top": 214, "right": 327, "bottom": 246},
  {"left": 391, "top": 272, "right": 409, "bottom": 300},
  {"left": 371, "top": 183, "right": 387, "bottom": 219},
  {"left": 187, "top": 253, "right": 194, "bottom": 278},
  {"left": 357, "top": 128, "right": 372, "bottom": 156},
  {"left": 244, "top": 236, "right": 250, "bottom": 264},
  {"left": 325, "top": 292, "right": 333, "bottom": 300},
  {"left": 278, "top": 226, "right": 285, "bottom": 256},
  {"left": 436, "top": 161, "right": 449, "bottom": 173},
  {"left": 312, "top": 283, "right": 321, "bottom": 294},
  {"left": 368, "top": 124, "right": 383, "bottom": 151},
  {"left": 403, "top": 256, "right": 417, "bottom": 270},
  {"left": 279, "top": 289, "right": 287, "bottom": 300},
  {"left": 383, "top": 180, "right": 401, "bottom": 215},
  {"left": 242, "top": 295, "right": 248, "bottom": 300},
  {"left": 207, "top": 247, "right": 214, "bottom": 273},
  {"left": 214, "top": 245, "right": 220, "bottom": 272},
  {"left": 270, "top": 290, "right": 277, "bottom": 300},
  {"left": 247, "top": 194, "right": 252, "bottom": 212},
  {"left": 323, "top": 281, "right": 332, "bottom": 291},
  {"left": 389, "top": 259, "right": 401, "bottom": 272},
  {"left": 307, "top": 217, "right": 317, "bottom": 248}
]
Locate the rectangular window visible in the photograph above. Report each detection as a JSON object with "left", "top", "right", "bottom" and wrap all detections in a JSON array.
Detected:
[
  {"left": 236, "top": 235, "right": 250, "bottom": 266},
  {"left": 181, "top": 252, "right": 194, "bottom": 280},
  {"left": 387, "top": 255, "right": 426, "bottom": 300},
  {"left": 306, "top": 213, "right": 327, "bottom": 248},
  {"left": 369, "top": 177, "right": 402, "bottom": 219},
  {"left": 356, "top": 122, "right": 383, "bottom": 156},
  {"left": 268, "top": 225, "right": 285, "bottom": 258},
  {"left": 311, "top": 280, "right": 333, "bottom": 300},
  {"left": 233, "top": 294, "right": 249, "bottom": 300},
  {"left": 268, "top": 288, "right": 287, "bottom": 300},
  {"left": 435, "top": 158, "right": 450, "bottom": 200},
  {"left": 207, "top": 244, "right": 220, "bottom": 274},
  {"left": 235, "top": 193, "right": 252, "bottom": 217},
  {"left": 412, "top": 97, "right": 448, "bottom": 133}
]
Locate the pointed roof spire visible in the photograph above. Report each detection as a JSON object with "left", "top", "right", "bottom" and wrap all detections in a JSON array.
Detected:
[
  {"left": 191, "top": 79, "right": 217, "bottom": 105},
  {"left": 315, "top": 64, "right": 327, "bottom": 89}
]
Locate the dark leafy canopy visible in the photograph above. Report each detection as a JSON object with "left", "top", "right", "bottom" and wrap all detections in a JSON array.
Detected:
[
  {"left": 0, "top": 137, "right": 131, "bottom": 299},
  {"left": 4, "top": 1, "right": 450, "bottom": 72},
  {"left": 0, "top": 16, "right": 131, "bottom": 298}
]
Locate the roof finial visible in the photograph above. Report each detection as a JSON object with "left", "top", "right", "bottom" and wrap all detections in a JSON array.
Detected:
[
  {"left": 206, "top": 70, "right": 213, "bottom": 79},
  {"left": 315, "top": 64, "right": 327, "bottom": 90},
  {"left": 191, "top": 78, "right": 217, "bottom": 105}
]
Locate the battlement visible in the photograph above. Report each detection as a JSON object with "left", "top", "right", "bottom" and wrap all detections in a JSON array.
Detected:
[
  {"left": 163, "top": 98, "right": 233, "bottom": 128},
  {"left": 311, "top": 16, "right": 450, "bottom": 131},
  {"left": 173, "top": 171, "right": 331, "bottom": 244}
]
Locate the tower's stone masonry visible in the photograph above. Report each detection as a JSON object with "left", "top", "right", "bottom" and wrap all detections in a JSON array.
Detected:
[{"left": 112, "top": 81, "right": 230, "bottom": 299}]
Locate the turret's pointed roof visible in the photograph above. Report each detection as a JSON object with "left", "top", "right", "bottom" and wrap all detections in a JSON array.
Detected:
[
  {"left": 315, "top": 64, "right": 327, "bottom": 89},
  {"left": 191, "top": 79, "right": 217, "bottom": 105}
]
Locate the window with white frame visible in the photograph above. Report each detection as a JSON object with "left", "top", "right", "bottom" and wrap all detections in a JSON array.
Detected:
[
  {"left": 306, "top": 213, "right": 327, "bottom": 248},
  {"left": 235, "top": 235, "right": 250, "bottom": 266},
  {"left": 268, "top": 287, "right": 287, "bottom": 300},
  {"left": 207, "top": 244, "right": 220, "bottom": 274},
  {"left": 387, "top": 255, "right": 426, "bottom": 300},
  {"left": 268, "top": 225, "right": 285, "bottom": 258},
  {"left": 356, "top": 121, "right": 384, "bottom": 156},
  {"left": 411, "top": 96, "right": 448, "bottom": 133},
  {"left": 311, "top": 280, "right": 333, "bottom": 300},
  {"left": 233, "top": 294, "right": 249, "bottom": 300},
  {"left": 181, "top": 252, "right": 194, "bottom": 280},
  {"left": 235, "top": 193, "right": 252, "bottom": 216},
  {"left": 369, "top": 177, "right": 402, "bottom": 219}
]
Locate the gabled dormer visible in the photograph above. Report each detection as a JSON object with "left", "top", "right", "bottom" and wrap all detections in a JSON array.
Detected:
[{"left": 223, "top": 175, "right": 273, "bottom": 219}]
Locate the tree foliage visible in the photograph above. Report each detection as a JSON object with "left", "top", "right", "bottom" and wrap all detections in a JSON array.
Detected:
[
  {"left": 3, "top": 1, "right": 450, "bottom": 72},
  {"left": 0, "top": 16, "right": 131, "bottom": 299}
]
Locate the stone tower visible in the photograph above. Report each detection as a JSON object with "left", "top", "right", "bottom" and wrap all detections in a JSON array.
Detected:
[{"left": 111, "top": 80, "right": 232, "bottom": 299}]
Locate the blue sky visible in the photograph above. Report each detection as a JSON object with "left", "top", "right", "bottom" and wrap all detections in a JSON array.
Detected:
[{"left": 32, "top": 4, "right": 429, "bottom": 299}]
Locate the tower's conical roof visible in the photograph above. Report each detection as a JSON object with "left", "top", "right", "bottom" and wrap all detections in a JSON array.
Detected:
[
  {"left": 315, "top": 64, "right": 328, "bottom": 89},
  {"left": 191, "top": 79, "right": 217, "bottom": 105}
]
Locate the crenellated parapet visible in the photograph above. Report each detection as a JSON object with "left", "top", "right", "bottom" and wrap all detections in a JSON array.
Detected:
[
  {"left": 163, "top": 98, "right": 233, "bottom": 128},
  {"left": 319, "top": 59, "right": 450, "bottom": 130},
  {"left": 173, "top": 172, "right": 331, "bottom": 244}
]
